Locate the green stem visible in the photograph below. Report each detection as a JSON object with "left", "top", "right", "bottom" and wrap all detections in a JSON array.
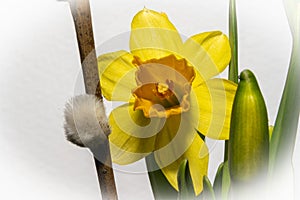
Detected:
[
  {"left": 225, "top": 0, "right": 239, "bottom": 163},
  {"left": 228, "top": 0, "right": 239, "bottom": 84}
]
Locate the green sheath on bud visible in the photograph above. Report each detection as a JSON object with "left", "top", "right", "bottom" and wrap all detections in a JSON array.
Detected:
[{"left": 228, "top": 70, "right": 269, "bottom": 183}]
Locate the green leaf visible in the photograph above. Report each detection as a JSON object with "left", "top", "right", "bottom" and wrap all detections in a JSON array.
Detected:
[
  {"left": 213, "top": 162, "right": 230, "bottom": 200},
  {"left": 199, "top": 176, "right": 216, "bottom": 200},
  {"left": 146, "top": 153, "right": 178, "bottom": 200},
  {"left": 213, "top": 163, "right": 224, "bottom": 199},
  {"left": 177, "top": 159, "right": 195, "bottom": 200},
  {"left": 283, "top": 0, "right": 300, "bottom": 37},
  {"left": 269, "top": 0, "right": 300, "bottom": 174},
  {"left": 221, "top": 162, "right": 230, "bottom": 200}
]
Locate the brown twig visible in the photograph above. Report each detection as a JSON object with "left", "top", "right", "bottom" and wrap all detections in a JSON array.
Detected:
[{"left": 59, "top": 0, "right": 118, "bottom": 199}]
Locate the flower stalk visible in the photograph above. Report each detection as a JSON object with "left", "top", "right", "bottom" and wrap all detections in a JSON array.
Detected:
[
  {"left": 224, "top": 0, "right": 239, "bottom": 164},
  {"left": 228, "top": 0, "right": 239, "bottom": 84}
]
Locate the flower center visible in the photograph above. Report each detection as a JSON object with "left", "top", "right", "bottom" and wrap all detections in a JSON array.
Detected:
[{"left": 132, "top": 54, "right": 195, "bottom": 118}]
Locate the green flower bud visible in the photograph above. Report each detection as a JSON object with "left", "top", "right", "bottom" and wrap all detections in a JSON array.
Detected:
[{"left": 228, "top": 69, "right": 269, "bottom": 184}]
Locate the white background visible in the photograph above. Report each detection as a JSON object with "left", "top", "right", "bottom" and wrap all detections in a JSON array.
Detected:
[{"left": 0, "top": 0, "right": 299, "bottom": 199}]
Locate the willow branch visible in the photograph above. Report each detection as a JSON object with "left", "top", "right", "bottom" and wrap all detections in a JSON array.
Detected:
[{"left": 60, "top": 0, "right": 118, "bottom": 199}]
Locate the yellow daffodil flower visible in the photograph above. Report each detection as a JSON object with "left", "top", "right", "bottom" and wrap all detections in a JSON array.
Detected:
[{"left": 97, "top": 8, "right": 237, "bottom": 195}]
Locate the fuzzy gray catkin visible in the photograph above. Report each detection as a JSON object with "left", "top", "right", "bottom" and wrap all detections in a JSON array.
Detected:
[{"left": 64, "top": 94, "right": 109, "bottom": 148}]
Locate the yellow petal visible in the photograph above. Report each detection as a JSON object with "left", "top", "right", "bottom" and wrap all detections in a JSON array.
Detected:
[
  {"left": 109, "top": 103, "right": 164, "bottom": 164},
  {"left": 186, "top": 138, "right": 209, "bottom": 195},
  {"left": 97, "top": 51, "right": 136, "bottom": 101},
  {"left": 194, "top": 78, "right": 237, "bottom": 140},
  {"left": 154, "top": 111, "right": 198, "bottom": 150},
  {"left": 130, "top": 8, "right": 183, "bottom": 61},
  {"left": 183, "top": 31, "right": 231, "bottom": 80},
  {"left": 154, "top": 112, "right": 208, "bottom": 194},
  {"left": 192, "top": 70, "right": 205, "bottom": 88},
  {"left": 269, "top": 125, "right": 274, "bottom": 141},
  {"left": 154, "top": 116, "right": 209, "bottom": 195}
]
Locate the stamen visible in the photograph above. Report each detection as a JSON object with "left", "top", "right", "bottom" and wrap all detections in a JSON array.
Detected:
[{"left": 157, "top": 83, "right": 169, "bottom": 94}]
